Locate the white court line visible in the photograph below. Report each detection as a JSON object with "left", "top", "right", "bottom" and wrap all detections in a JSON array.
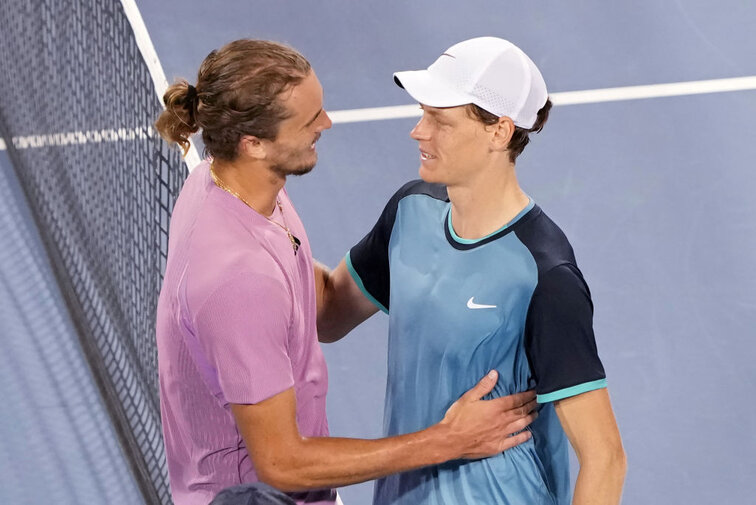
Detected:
[
  {"left": 0, "top": 4, "right": 199, "bottom": 168},
  {"left": 0, "top": 127, "right": 158, "bottom": 151},
  {"left": 328, "top": 75, "right": 756, "bottom": 123},
  {"left": 3, "top": 76, "right": 755, "bottom": 152},
  {"left": 119, "top": 0, "right": 201, "bottom": 170},
  {"left": 549, "top": 75, "right": 756, "bottom": 105}
]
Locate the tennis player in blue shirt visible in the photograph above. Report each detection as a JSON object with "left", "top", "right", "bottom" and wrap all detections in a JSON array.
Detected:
[{"left": 316, "top": 37, "right": 626, "bottom": 505}]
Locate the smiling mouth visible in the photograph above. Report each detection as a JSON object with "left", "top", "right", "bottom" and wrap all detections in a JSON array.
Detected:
[
  {"left": 311, "top": 134, "right": 321, "bottom": 149},
  {"left": 420, "top": 150, "right": 436, "bottom": 160}
]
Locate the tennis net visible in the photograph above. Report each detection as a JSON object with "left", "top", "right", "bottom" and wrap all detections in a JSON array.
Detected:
[{"left": 0, "top": 1, "right": 190, "bottom": 503}]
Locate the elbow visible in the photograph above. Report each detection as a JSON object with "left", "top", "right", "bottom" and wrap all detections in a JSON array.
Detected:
[
  {"left": 605, "top": 445, "right": 627, "bottom": 480},
  {"left": 316, "top": 306, "right": 333, "bottom": 343},
  {"left": 256, "top": 466, "right": 306, "bottom": 493},
  {"left": 609, "top": 439, "right": 627, "bottom": 475},
  {"left": 318, "top": 330, "right": 345, "bottom": 344},
  {"left": 600, "top": 448, "right": 628, "bottom": 481},
  {"left": 616, "top": 446, "right": 628, "bottom": 478},
  {"left": 577, "top": 443, "right": 627, "bottom": 480},
  {"left": 316, "top": 315, "right": 346, "bottom": 344},
  {"left": 609, "top": 446, "right": 628, "bottom": 492},
  {"left": 258, "top": 477, "right": 300, "bottom": 494},
  {"left": 317, "top": 328, "right": 337, "bottom": 344},
  {"left": 255, "top": 458, "right": 319, "bottom": 493}
]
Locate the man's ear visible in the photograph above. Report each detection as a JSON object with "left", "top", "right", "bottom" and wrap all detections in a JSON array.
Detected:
[
  {"left": 239, "top": 135, "right": 268, "bottom": 160},
  {"left": 490, "top": 116, "right": 515, "bottom": 152}
]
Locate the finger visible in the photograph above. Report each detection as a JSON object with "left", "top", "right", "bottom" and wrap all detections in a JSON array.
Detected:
[
  {"left": 504, "top": 412, "right": 538, "bottom": 437},
  {"left": 461, "top": 370, "right": 499, "bottom": 401},
  {"left": 522, "top": 398, "right": 538, "bottom": 415},
  {"left": 487, "top": 394, "right": 537, "bottom": 415},
  {"left": 495, "top": 389, "right": 536, "bottom": 409},
  {"left": 498, "top": 429, "right": 532, "bottom": 453}
]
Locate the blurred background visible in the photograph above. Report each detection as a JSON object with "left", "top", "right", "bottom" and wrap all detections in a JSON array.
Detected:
[{"left": 1, "top": 1, "right": 754, "bottom": 504}]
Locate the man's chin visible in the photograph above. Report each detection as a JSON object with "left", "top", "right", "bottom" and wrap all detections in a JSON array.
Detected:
[
  {"left": 287, "top": 163, "right": 315, "bottom": 177},
  {"left": 418, "top": 165, "right": 440, "bottom": 184},
  {"left": 272, "top": 161, "right": 316, "bottom": 178}
]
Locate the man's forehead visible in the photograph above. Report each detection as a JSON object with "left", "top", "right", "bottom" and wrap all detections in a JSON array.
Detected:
[
  {"left": 286, "top": 73, "right": 322, "bottom": 114},
  {"left": 421, "top": 103, "right": 468, "bottom": 117}
]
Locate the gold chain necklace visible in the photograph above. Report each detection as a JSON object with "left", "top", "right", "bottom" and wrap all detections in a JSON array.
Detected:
[{"left": 210, "top": 164, "right": 300, "bottom": 255}]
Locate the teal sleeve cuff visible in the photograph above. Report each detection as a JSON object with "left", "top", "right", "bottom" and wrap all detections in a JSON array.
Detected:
[
  {"left": 536, "top": 378, "right": 607, "bottom": 403},
  {"left": 345, "top": 251, "right": 388, "bottom": 314}
]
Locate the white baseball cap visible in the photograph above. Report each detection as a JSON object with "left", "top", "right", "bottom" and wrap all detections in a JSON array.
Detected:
[{"left": 393, "top": 37, "right": 548, "bottom": 129}]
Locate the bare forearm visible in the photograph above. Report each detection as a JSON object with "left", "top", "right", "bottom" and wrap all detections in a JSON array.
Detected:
[
  {"left": 313, "top": 260, "right": 330, "bottom": 320},
  {"left": 554, "top": 389, "right": 627, "bottom": 505},
  {"left": 313, "top": 261, "right": 348, "bottom": 342},
  {"left": 572, "top": 451, "right": 627, "bottom": 505},
  {"left": 243, "top": 375, "right": 536, "bottom": 492},
  {"left": 259, "top": 424, "right": 453, "bottom": 491},
  {"left": 315, "top": 259, "right": 378, "bottom": 343}
]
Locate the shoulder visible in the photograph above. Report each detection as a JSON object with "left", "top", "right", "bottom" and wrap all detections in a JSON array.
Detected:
[
  {"left": 375, "top": 179, "right": 448, "bottom": 223},
  {"left": 183, "top": 218, "right": 288, "bottom": 313},
  {"left": 393, "top": 179, "right": 448, "bottom": 204},
  {"left": 190, "top": 268, "right": 293, "bottom": 330},
  {"left": 537, "top": 262, "right": 588, "bottom": 294},
  {"left": 514, "top": 205, "right": 577, "bottom": 274}
]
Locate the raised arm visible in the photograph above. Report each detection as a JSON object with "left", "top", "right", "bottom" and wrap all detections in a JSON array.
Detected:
[
  {"left": 554, "top": 388, "right": 626, "bottom": 505},
  {"left": 315, "top": 184, "right": 409, "bottom": 342},
  {"left": 315, "top": 258, "right": 378, "bottom": 343},
  {"left": 232, "top": 370, "right": 537, "bottom": 491}
]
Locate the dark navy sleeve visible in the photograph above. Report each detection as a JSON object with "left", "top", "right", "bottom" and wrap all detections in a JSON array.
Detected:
[
  {"left": 524, "top": 263, "right": 607, "bottom": 403},
  {"left": 346, "top": 184, "right": 408, "bottom": 313}
]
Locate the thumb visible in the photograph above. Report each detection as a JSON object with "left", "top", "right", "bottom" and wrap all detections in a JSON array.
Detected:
[{"left": 462, "top": 370, "right": 498, "bottom": 401}]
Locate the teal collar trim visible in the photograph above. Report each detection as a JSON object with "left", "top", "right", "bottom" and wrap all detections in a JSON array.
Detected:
[{"left": 447, "top": 197, "right": 535, "bottom": 245}]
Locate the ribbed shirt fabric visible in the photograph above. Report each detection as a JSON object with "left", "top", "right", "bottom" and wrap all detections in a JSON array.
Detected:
[{"left": 156, "top": 160, "right": 335, "bottom": 505}]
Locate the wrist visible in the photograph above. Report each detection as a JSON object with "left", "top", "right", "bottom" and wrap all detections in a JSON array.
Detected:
[{"left": 423, "top": 422, "right": 458, "bottom": 465}]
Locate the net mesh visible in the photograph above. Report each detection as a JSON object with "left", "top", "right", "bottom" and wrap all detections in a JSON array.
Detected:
[{"left": 0, "top": 1, "right": 186, "bottom": 503}]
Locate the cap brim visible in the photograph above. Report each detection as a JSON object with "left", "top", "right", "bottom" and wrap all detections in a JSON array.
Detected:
[{"left": 394, "top": 70, "right": 474, "bottom": 109}]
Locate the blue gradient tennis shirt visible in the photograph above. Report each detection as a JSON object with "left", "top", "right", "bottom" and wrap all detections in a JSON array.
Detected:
[{"left": 347, "top": 180, "right": 607, "bottom": 505}]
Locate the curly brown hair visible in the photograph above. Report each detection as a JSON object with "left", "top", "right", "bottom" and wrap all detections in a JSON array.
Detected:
[{"left": 154, "top": 39, "right": 311, "bottom": 161}]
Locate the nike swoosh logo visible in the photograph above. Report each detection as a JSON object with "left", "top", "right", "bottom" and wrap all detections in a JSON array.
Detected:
[{"left": 467, "top": 297, "right": 497, "bottom": 309}]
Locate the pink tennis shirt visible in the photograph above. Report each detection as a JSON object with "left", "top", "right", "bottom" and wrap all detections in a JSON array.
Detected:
[{"left": 156, "top": 160, "right": 335, "bottom": 505}]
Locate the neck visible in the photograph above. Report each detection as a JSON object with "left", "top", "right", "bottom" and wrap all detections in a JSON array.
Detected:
[
  {"left": 211, "top": 157, "right": 284, "bottom": 216},
  {"left": 447, "top": 160, "right": 530, "bottom": 240}
]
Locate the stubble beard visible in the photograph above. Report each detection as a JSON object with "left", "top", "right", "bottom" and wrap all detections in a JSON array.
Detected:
[
  {"left": 269, "top": 142, "right": 317, "bottom": 178},
  {"left": 270, "top": 159, "right": 316, "bottom": 178}
]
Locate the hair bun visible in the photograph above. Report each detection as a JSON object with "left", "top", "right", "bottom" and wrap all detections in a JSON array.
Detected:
[
  {"left": 155, "top": 79, "right": 201, "bottom": 156},
  {"left": 184, "top": 84, "right": 198, "bottom": 111}
]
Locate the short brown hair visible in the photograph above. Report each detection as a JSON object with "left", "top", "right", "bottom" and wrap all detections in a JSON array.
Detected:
[
  {"left": 154, "top": 39, "right": 311, "bottom": 161},
  {"left": 466, "top": 99, "right": 552, "bottom": 162}
]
